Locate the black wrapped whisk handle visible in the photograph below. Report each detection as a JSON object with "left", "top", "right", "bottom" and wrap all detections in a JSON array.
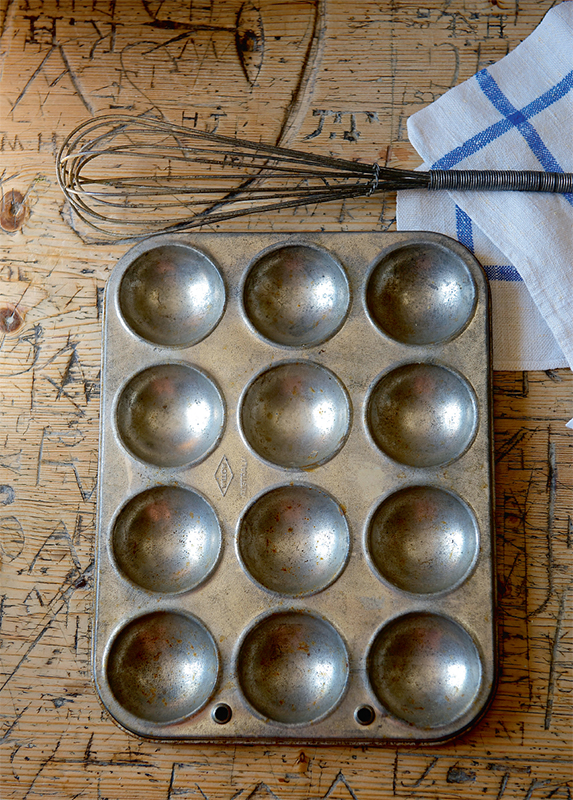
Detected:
[{"left": 427, "top": 169, "right": 573, "bottom": 193}]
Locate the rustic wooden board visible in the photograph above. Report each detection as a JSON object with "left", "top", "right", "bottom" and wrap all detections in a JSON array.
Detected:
[{"left": 0, "top": 1, "right": 571, "bottom": 798}]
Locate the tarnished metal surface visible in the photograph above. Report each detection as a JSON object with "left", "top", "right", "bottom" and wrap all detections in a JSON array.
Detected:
[
  {"left": 366, "top": 362, "right": 478, "bottom": 468},
  {"left": 238, "top": 484, "right": 350, "bottom": 597},
  {"left": 237, "top": 610, "right": 349, "bottom": 726},
  {"left": 242, "top": 244, "right": 350, "bottom": 347},
  {"left": 94, "top": 231, "right": 495, "bottom": 743},
  {"left": 241, "top": 360, "right": 351, "bottom": 469},
  {"left": 115, "top": 362, "right": 226, "bottom": 469},
  {"left": 105, "top": 610, "right": 219, "bottom": 726},
  {"left": 111, "top": 485, "right": 222, "bottom": 595}
]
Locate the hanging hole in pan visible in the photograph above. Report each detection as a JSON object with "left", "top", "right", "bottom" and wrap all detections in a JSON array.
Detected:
[
  {"left": 212, "top": 703, "right": 232, "bottom": 724},
  {"left": 354, "top": 705, "right": 375, "bottom": 726}
]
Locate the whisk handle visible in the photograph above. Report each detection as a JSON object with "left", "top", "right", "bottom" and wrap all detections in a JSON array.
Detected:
[{"left": 428, "top": 169, "right": 573, "bottom": 193}]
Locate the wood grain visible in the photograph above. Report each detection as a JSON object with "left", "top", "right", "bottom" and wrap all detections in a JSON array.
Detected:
[{"left": 1, "top": 1, "right": 571, "bottom": 798}]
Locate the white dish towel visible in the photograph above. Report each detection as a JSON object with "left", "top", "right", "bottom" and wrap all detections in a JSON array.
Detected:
[{"left": 396, "top": 2, "right": 573, "bottom": 393}]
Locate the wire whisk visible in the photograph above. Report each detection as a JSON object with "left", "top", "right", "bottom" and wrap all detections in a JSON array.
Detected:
[{"left": 56, "top": 114, "right": 573, "bottom": 240}]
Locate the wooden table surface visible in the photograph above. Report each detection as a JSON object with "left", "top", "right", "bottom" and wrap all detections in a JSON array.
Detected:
[{"left": 0, "top": 1, "right": 571, "bottom": 797}]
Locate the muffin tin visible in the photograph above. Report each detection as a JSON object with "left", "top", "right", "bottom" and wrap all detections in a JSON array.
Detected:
[{"left": 94, "top": 231, "right": 496, "bottom": 743}]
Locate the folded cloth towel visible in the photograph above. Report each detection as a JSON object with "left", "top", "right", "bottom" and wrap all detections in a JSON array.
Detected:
[{"left": 396, "top": 2, "right": 573, "bottom": 379}]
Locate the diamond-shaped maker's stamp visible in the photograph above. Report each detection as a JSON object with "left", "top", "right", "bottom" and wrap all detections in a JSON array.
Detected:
[{"left": 215, "top": 456, "right": 234, "bottom": 496}]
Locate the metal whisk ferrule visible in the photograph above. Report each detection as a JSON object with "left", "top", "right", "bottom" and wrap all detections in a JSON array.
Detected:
[{"left": 428, "top": 169, "right": 573, "bottom": 193}]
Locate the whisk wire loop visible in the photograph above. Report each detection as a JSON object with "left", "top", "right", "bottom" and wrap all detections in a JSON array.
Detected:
[{"left": 56, "top": 114, "right": 573, "bottom": 241}]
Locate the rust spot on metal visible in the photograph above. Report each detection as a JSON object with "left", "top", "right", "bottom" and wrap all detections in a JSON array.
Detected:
[
  {"left": 0, "top": 190, "right": 27, "bottom": 232},
  {"left": 0, "top": 305, "right": 24, "bottom": 333}
]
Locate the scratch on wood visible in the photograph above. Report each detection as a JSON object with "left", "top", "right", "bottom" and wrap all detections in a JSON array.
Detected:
[
  {"left": 236, "top": 2, "right": 264, "bottom": 86},
  {"left": 74, "top": 613, "right": 81, "bottom": 653},
  {"left": 9, "top": 48, "right": 55, "bottom": 114},
  {"left": 544, "top": 587, "right": 568, "bottom": 730},
  {"left": 0, "top": 0, "right": 16, "bottom": 39},
  {"left": 529, "top": 430, "right": 556, "bottom": 618},
  {"left": 402, "top": 757, "right": 439, "bottom": 789},
  {"left": 496, "top": 772, "right": 510, "bottom": 800},
  {"left": 0, "top": 560, "right": 93, "bottom": 692},
  {"left": 89, "top": 19, "right": 118, "bottom": 60},
  {"left": 392, "top": 751, "right": 398, "bottom": 796},
  {"left": 23, "top": 740, "right": 61, "bottom": 799},
  {"left": 495, "top": 428, "right": 534, "bottom": 465},
  {"left": 167, "top": 763, "right": 177, "bottom": 799},
  {"left": 0, "top": 703, "right": 31, "bottom": 744},
  {"left": 56, "top": 349, "right": 78, "bottom": 397},
  {"left": 96, "top": 285, "right": 104, "bottom": 320},
  {"left": 58, "top": 45, "right": 95, "bottom": 115},
  {"left": 244, "top": 783, "right": 281, "bottom": 800},
  {"left": 434, "top": 40, "right": 460, "bottom": 88},
  {"left": 499, "top": 483, "right": 533, "bottom": 705},
  {"left": 0, "top": 484, "right": 15, "bottom": 505},
  {"left": 0, "top": 514, "right": 25, "bottom": 560},
  {"left": 195, "top": 784, "right": 209, "bottom": 800},
  {"left": 324, "top": 772, "right": 359, "bottom": 800},
  {"left": 0, "top": 450, "right": 22, "bottom": 473},
  {"left": 44, "top": 374, "right": 85, "bottom": 415},
  {"left": 0, "top": 620, "right": 52, "bottom": 692},
  {"left": 276, "top": 0, "right": 326, "bottom": 146},
  {"left": 24, "top": 587, "right": 45, "bottom": 609},
  {"left": 83, "top": 732, "right": 94, "bottom": 767},
  {"left": 6, "top": 323, "right": 43, "bottom": 378},
  {"left": 36, "top": 428, "right": 97, "bottom": 500},
  {"left": 29, "top": 520, "right": 82, "bottom": 572},
  {"left": 524, "top": 779, "right": 552, "bottom": 800}
]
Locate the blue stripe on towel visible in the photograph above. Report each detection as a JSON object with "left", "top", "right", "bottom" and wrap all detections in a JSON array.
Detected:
[
  {"left": 475, "top": 70, "right": 570, "bottom": 179},
  {"left": 433, "top": 118, "right": 515, "bottom": 169},
  {"left": 455, "top": 205, "right": 523, "bottom": 282},
  {"left": 483, "top": 264, "right": 523, "bottom": 282},
  {"left": 455, "top": 205, "right": 475, "bottom": 251},
  {"left": 432, "top": 69, "right": 573, "bottom": 206}
]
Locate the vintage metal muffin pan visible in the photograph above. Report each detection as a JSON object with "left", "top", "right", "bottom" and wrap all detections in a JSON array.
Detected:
[{"left": 94, "top": 231, "right": 496, "bottom": 743}]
